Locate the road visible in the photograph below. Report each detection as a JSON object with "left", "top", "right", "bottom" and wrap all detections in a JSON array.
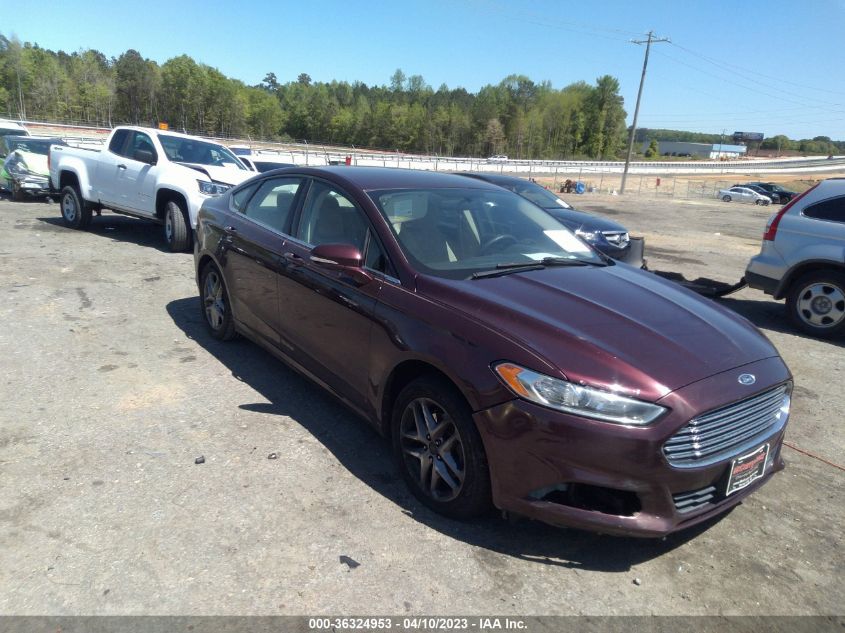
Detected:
[{"left": 0, "top": 193, "right": 842, "bottom": 616}]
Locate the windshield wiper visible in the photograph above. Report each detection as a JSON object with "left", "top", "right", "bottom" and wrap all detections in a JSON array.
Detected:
[{"left": 471, "top": 257, "right": 601, "bottom": 279}]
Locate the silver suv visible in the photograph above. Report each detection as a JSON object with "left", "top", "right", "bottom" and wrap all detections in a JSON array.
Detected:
[{"left": 746, "top": 178, "right": 845, "bottom": 338}]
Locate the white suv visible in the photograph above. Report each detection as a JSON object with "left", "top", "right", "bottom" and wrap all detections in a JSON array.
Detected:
[{"left": 745, "top": 178, "right": 845, "bottom": 338}]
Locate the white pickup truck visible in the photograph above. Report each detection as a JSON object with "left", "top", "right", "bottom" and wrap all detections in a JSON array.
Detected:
[{"left": 49, "top": 126, "right": 254, "bottom": 251}]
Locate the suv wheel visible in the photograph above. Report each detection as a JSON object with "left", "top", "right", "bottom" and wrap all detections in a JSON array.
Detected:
[
  {"left": 392, "top": 376, "right": 491, "bottom": 519},
  {"left": 786, "top": 271, "right": 845, "bottom": 338}
]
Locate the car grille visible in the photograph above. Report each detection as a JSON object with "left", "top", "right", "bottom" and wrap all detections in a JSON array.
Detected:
[
  {"left": 673, "top": 485, "right": 718, "bottom": 515},
  {"left": 663, "top": 384, "right": 790, "bottom": 467},
  {"left": 602, "top": 231, "right": 629, "bottom": 248}
]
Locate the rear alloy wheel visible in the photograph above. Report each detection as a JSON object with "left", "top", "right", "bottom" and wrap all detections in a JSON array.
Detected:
[
  {"left": 786, "top": 271, "right": 845, "bottom": 338},
  {"left": 200, "top": 262, "right": 236, "bottom": 341},
  {"left": 392, "top": 376, "right": 491, "bottom": 519},
  {"left": 164, "top": 200, "right": 191, "bottom": 252},
  {"left": 60, "top": 185, "right": 92, "bottom": 229},
  {"left": 722, "top": 195, "right": 732, "bottom": 202}
]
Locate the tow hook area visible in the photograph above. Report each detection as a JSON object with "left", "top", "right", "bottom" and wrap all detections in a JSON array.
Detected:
[{"left": 653, "top": 271, "right": 748, "bottom": 298}]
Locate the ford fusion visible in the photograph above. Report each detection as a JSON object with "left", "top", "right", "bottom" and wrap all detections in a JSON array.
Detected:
[{"left": 194, "top": 167, "right": 791, "bottom": 537}]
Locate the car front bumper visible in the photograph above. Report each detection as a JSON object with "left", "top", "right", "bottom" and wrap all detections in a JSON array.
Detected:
[
  {"left": 474, "top": 356, "right": 791, "bottom": 537},
  {"left": 9, "top": 174, "right": 51, "bottom": 196}
]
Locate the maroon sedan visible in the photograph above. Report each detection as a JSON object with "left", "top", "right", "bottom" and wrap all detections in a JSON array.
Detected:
[{"left": 194, "top": 167, "right": 792, "bottom": 537}]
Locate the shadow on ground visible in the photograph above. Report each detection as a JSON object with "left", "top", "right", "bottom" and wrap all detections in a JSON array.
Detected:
[
  {"left": 166, "top": 296, "right": 727, "bottom": 572},
  {"left": 718, "top": 296, "right": 845, "bottom": 349},
  {"left": 38, "top": 214, "right": 173, "bottom": 253}
]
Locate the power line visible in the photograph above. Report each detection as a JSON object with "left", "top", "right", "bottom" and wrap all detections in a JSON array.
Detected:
[{"left": 669, "top": 42, "right": 845, "bottom": 98}]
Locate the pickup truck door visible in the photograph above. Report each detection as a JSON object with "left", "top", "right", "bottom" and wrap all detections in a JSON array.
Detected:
[
  {"left": 94, "top": 129, "right": 131, "bottom": 206},
  {"left": 116, "top": 130, "right": 159, "bottom": 216}
]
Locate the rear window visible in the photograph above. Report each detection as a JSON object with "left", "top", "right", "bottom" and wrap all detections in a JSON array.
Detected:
[
  {"left": 803, "top": 196, "right": 845, "bottom": 223},
  {"left": 109, "top": 129, "right": 130, "bottom": 155}
]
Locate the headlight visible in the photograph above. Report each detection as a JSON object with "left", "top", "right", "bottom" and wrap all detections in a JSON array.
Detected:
[
  {"left": 197, "top": 180, "right": 231, "bottom": 196},
  {"left": 575, "top": 229, "right": 599, "bottom": 243},
  {"left": 493, "top": 362, "right": 667, "bottom": 426}
]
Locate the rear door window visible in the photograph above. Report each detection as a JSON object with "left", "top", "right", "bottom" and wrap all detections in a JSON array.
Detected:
[
  {"left": 108, "top": 129, "right": 131, "bottom": 156},
  {"left": 803, "top": 196, "right": 845, "bottom": 223},
  {"left": 241, "top": 177, "right": 305, "bottom": 234}
]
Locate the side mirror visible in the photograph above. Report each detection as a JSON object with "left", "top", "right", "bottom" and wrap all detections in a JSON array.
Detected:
[
  {"left": 309, "top": 243, "right": 372, "bottom": 285},
  {"left": 134, "top": 149, "right": 156, "bottom": 165}
]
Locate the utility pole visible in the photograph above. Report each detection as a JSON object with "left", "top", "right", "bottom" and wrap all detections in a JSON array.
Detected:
[{"left": 620, "top": 31, "right": 670, "bottom": 194}]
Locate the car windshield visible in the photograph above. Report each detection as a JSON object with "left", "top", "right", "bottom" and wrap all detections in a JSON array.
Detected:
[
  {"left": 157, "top": 134, "right": 247, "bottom": 169},
  {"left": 6, "top": 138, "right": 55, "bottom": 155},
  {"left": 506, "top": 180, "right": 572, "bottom": 209},
  {"left": 369, "top": 187, "right": 602, "bottom": 280}
]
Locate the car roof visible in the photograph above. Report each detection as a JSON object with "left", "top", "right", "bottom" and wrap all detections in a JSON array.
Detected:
[
  {"left": 286, "top": 166, "right": 502, "bottom": 191},
  {"left": 456, "top": 172, "right": 529, "bottom": 187}
]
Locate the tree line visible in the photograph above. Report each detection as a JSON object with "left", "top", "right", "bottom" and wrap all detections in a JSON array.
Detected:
[
  {"left": 0, "top": 34, "right": 627, "bottom": 159},
  {"left": 0, "top": 34, "right": 840, "bottom": 158}
]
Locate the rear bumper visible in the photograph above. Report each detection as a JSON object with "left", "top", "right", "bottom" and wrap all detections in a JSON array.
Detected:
[
  {"left": 474, "top": 356, "right": 791, "bottom": 537},
  {"left": 745, "top": 270, "right": 780, "bottom": 296}
]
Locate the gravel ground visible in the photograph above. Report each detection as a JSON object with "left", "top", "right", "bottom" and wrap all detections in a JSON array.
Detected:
[{"left": 0, "top": 193, "right": 842, "bottom": 616}]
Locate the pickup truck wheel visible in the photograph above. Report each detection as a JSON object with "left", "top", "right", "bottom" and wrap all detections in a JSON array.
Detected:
[
  {"left": 786, "top": 271, "right": 845, "bottom": 338},
  {"left": 164, "top": 200, "right": 191, "bottom": 252},
  {"left": 199, "top": 262, "right": 236, "bottom": 341},
  {"left": 60, "top": 185, "right": 92, "bottom": 229}
]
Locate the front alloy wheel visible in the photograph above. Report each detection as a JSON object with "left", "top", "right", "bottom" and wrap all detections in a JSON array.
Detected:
[
  {"left": 392, "top": 376, "right": 491, "bottom": 519},
  {"left": 400, "top": 397, "right": 466, "bottom": 502}
]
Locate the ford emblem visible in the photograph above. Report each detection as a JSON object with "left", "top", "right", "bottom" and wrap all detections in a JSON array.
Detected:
[{"left": 738, "top": 373, "right": 756, "bottom": 385}]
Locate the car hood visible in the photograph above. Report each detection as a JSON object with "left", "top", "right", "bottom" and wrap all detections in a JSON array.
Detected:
[
  {"left": 178, "top": 163, "right": 254, "bottom": 186},
  {"left": 10, "top": 150, "right": 49, "bottom": 176},
  {"left": 545, "top": 207, "right": 628, "bottom": 233},
  {"left": 418, "top": 265, "right": 779, "bottom": 401}
]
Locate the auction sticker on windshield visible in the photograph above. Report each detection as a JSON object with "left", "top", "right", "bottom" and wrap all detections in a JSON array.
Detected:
[
  {"left": 726, "top": 444, "right": 769, "bottom": 496},
  {"left": 544, "top": 229, "right": 592, "bottom": 253}
]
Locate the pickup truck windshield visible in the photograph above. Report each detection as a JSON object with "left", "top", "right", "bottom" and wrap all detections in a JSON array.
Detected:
[{"left": 157, "top": 134, "right": 247, "bottom": 170}]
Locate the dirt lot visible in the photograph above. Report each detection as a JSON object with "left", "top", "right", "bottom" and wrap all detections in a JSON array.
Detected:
[{"left": 0, "top": 192, "right": 843, "bottom": 616}]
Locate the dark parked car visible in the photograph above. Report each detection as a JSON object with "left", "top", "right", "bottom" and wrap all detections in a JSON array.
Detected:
[
  {"left": 194, "top": 166, "right": 792, "bottom": 537},
  {"left": 744, "top": 182, "right": 797, "bottom": 204},
  {"left": 458, "top": 172, "right": 643, "bottom": 267}
]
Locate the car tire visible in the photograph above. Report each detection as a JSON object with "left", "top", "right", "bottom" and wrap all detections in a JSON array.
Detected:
[
  {"left": 755, "top": 199, "right": 765, "bottom": 205},
  {"left": 786, "top": 270, "right": 845, "bottom": 338},
  {"left": 392, "top": 375, "right": 491, "bottom": 519},
  {"left": 199, "top": 262, "right": 236, "bottom": 341},
  {"left": 722, "top": 195, "right": 732, "bottom": 202},
  {"left": 60, "top": 185, "right": 92, "bottom": 230},
  {"left": 164, "top": 199, "right": 191, "bottom": 252}
]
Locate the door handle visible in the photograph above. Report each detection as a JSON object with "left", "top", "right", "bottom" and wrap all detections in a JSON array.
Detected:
[
  {"left": 283, "top": 251, "right": 304, "bottom": 265},
  {"left": 224, "top": 225, "right": 237, "bottom": 233},
  {"left": 117, "top": 164, "right": 127, "bottom": 170}
]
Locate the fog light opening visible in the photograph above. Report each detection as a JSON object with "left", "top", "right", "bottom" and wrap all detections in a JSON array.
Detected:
[{"left": 530, "top": 483, "right": 642, "bottom": 517}]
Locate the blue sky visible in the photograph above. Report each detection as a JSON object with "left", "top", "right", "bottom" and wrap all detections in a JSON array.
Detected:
[{"left": 6, "top": 0, "right": 845, "bottom": 140}]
